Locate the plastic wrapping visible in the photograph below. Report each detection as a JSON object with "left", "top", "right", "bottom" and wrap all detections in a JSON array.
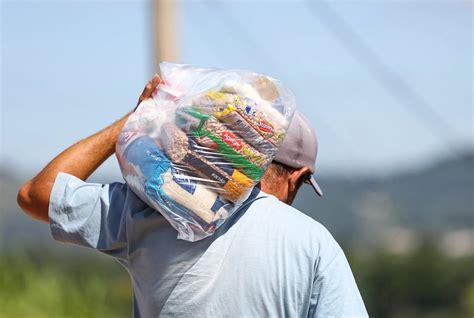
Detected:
[{"left": 116, "top": 62, "right": 296, "bottom": 241}]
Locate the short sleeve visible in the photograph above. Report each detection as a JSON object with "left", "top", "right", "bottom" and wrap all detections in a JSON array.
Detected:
[
  {"left": 308, "top": 248, "right": 368, "bottom": 318},
  {"left": 49, "top": 172, "right": 129, "bottom": 262}
]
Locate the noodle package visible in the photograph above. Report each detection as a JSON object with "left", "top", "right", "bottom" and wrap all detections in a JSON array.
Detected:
[{"left": 116, "top": 62, "right": 296, "bottom": 241}]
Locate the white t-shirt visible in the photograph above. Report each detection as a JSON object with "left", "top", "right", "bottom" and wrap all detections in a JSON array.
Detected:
[{"left": 49, "top": 172, "right": 368, "bottom": 317}]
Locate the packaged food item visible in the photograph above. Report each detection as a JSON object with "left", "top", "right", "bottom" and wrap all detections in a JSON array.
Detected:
[
  {"left": 116, "top": 62, "right": 296, "bottom": 241},
  {"left": 160, "top": 123, "right": 253, "bottom": 202}
]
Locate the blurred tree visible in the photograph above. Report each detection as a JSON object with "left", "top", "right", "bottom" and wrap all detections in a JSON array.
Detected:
[
  {"left": 347, "top": 241, "right": 474, "bottom": 318},
  {"left": 0, "top": 249, "right": 131, "bottom": 318}
]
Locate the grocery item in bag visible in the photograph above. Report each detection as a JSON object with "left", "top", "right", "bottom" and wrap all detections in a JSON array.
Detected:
[{"left": 116, "top": 62, "right": 296, "bottom": 241}]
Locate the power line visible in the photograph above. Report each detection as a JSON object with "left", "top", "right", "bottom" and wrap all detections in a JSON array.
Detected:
[
  {"left": 205, "top": 1, "right": 365, "bottom": 167},
  {"left": 304, "top": 0, "right": 459, "bottom": 155}
]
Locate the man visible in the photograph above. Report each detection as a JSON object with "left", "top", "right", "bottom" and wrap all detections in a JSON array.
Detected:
[{"left": 18, "top": 75, "right": 368, "bottom": 317}]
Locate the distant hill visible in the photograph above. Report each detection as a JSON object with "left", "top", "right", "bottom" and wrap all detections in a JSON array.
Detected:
[
  {"left": 1, "top": 151, "right": 473, "bottom": 251},
  {"left": 294, "top": 151, "right": 474, "bottom": 249}
]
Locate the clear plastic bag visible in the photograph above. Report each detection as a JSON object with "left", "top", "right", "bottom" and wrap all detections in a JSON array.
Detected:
[{"left": 116, "top": 62, "right": 296, "bottom": 241}]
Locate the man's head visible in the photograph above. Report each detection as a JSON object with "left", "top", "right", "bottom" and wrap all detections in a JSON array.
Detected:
[{"left": 260, "top": 111, "right": 323, "bottom": 205}]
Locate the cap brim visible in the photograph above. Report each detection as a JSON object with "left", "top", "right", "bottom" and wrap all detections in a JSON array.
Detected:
[{"left": 305, "top": 175, "right": 323, "bottom": 197}]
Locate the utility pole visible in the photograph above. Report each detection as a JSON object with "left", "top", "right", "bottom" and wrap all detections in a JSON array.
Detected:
[{"left": 152, "top": 0, "right": 179, "bottom": 70}]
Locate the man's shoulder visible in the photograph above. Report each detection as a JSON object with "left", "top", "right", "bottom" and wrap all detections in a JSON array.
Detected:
[
  {"left": 243, "top": 191, "right": 339, "bottom": 252},
  {"left": 249, "top": 191, "right": 327, "bottom": 229}
]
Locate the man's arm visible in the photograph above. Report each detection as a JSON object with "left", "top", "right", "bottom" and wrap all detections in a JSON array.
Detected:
[{"left": 17, "top": 74, "right": 161, "bottom": 222}]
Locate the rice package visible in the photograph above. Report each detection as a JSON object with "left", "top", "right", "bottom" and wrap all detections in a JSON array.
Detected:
[{"left": 116, "top": 62, "right": 296, "bottom": 241}]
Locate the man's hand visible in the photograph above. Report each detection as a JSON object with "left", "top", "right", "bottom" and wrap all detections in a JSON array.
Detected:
[
  {"left": 17, "top": 74, "right": 161, "bottom": 222},
  {"left": 137, "top": 73, "right": 161, "bottom": 107}
]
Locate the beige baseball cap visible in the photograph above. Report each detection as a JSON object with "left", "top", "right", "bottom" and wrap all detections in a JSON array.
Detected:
[{"left": 274, "top": 111, "right": 323, "bottom": 197}]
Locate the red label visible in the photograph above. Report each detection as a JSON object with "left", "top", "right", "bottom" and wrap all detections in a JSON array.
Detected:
[
  {"left": 196, "top": 136, "right": 218, "bottom": 150},
  {"left": 258, "top": 119, "right": 274, "bottom": 133},
  {"left": 221, "top": 131, "right": 243, "bottom": 150}
]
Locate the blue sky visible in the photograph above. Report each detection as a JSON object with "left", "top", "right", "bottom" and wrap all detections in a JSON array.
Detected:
[{"left": 1, "top": 0, "right": 472, "bottom": 180}]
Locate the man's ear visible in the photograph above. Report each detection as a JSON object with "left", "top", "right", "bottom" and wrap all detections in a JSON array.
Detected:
[{"left": 288, "top": 166, "right": 311, "bottom": 192}]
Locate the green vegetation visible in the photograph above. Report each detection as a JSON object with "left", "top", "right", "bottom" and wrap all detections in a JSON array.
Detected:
[
  {"left": 1, "top": 243, "right": 472, "bottom": 317},
  {"left": 347, "top": 242, "right": 474, "bottom": 318},
  {"left": 0, "top": 249, "right": 131, "bottom": 318}
]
